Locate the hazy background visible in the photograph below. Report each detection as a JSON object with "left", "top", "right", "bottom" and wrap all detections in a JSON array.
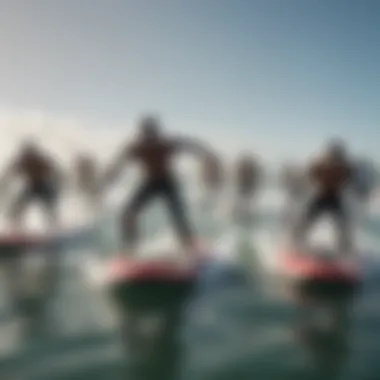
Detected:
[{"left": 0, "top": 0, "right": 379, "bottom": 164}]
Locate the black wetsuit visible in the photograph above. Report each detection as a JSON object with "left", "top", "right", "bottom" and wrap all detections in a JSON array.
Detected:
[
  {"left": 122, "top": 140, "right": 193, "bottom": 246},
  {"left": 305, "top": 192, "right": 345, "bottom": 225},
  {"left": 296, "top": 161, "right": 352, "bottom": 251},
  {"left": 17, "top": 180, "right": 58, "bottom": 209},
  {"left": 304, "top": 162, "right": 351, "bottom": 225},
  {"left": 11, "top": 156, "right": 59, "bottom": 216}
]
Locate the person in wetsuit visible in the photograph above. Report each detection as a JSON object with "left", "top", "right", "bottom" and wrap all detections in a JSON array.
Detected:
[
  {"left": 235, "top": 154, "right": 261, "bottom": 199},
  {"left": 104, "top": 116, "right": 216, "bottom": 254},
  {"left": 0, "top": 140, "right": 63, "bottom": 230},
  {"left": 199, "top": 153, "right": 224, "bottom": 201},
  {"left": 294, "top": 139, "right": 354, "bottom": 252},
  {"left": 235, "top": 154, "right": 260, "bottom": 197},
  {"left": 231, "top": 153, "right": 261, "bottom": 219}
]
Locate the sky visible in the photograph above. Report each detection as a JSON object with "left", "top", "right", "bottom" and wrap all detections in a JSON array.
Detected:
[{"left": 0, "top": 0, "right": 380, "bottom": 163}]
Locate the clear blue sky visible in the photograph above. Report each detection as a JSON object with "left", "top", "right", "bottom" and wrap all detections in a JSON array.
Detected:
[{"left": 0, "top": 0, "right": 379, "bottom": 162}]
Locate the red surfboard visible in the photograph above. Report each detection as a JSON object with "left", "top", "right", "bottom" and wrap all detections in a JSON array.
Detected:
[
  {"left": 0, "top": 232, "right": 51, "bottom": 248},
  {"left": 107, "top": 257, "right": 197, "bottom": 283},
  {"left": 107, "top": 240, "right": 211, "bottom": 284},
  {"left": 279, "top": 247, "right": 361, "bottom": 284},
  {"left": 0, "top": 223, "right": 91, "bottom": 250}
]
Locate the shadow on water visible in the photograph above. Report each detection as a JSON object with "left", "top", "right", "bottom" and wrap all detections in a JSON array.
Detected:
[
  {"left": 108, "top": 277, "right": 196, "bottom": 380},
  {"left": 0, "top": 329, "right": 117, "bottom": 376},
  {"left": 106, "top": 256, "right": 256, "bottom": 380},
  {"left": 203, "top": 281, "right": 357, "bottom": 380},
  {"left": 3, "top": 208, "right": 380, "bottom": 380},
  {"left": 291, "top": 283, "right": 357, "bottom": 380},
  {"left": 0, "top": 241, "right": 66, "bottom": 344}
]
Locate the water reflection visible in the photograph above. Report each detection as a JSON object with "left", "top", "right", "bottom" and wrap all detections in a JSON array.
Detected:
[
  {"left": 0, "top": 241, "right": 62, "bottom": 339},
  {"left": 110, "top": 277, "right": 195, "bottom": 380},
  {"left": 292, "top": 282, "right": 357, "bottom": 379}
]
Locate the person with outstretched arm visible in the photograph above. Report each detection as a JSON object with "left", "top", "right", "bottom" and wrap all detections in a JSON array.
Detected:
[
  {"left": 294, "top": 139, "right": 354, "bottom": 253},
  {"left": 0, "top": 139, "right": 64, "bottom": 232},
  {"left": 103, "top": 116, "right": 216, "bottom": 256},
  {"left": 232, "top": 153, "right": 261, "bottom": 218},
  {"left": 199, "top": 153, "right": 224, "bottom": 201}
]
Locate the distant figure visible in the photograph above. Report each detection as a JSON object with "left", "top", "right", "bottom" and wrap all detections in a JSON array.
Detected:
[
  {"left": 280, "top": 163, "right": 309, "bottom": 228},
  {"left": 294, "top": 139, "right": 354, "bottom": 253},
  {"left": 233, "top": 153, "right": 261, "bottom": 217},
  {"left": 294, "top": 288, "right": 351, "bottom": 378},
  {"left": 199, "top": 153, "right": 224, "bottom": 203},
  {"left": 103, "top": 116, "right": 216, "bottom": 255},
  {"left": 73, "top": 153, "right": 103, "bottom": 211},
  {"left": 0, "top": 139, "right": 63, "bottom": 231}
]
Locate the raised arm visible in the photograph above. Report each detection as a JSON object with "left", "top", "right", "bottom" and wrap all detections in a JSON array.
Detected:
[
  {"left": 0, "top": 158, "right": 19, "bottom": 187},
  {"left": 0, "top": 158, "right": 19, "bottom": 199},
  {"left": 175, "top": 137, "right": 216, "bottom": 161},
  {"left": 103, "top": 144, "right": 135, "bottom": 187}
]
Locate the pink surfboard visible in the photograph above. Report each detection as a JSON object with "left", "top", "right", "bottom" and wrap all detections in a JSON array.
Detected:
[
  {"left": 279, "top": 248, "right": 360, "bottom": 283},
  {"left": 0, "top": 232, "right": 50, "bottom": 247},
  {"left": 107, "top": 240, "right": 211, "bottom": 283},
  {"left": 108, "top": 257, "right": 197, "bottom": 283}
]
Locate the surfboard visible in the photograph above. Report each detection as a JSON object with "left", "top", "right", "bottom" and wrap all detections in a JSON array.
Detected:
[
  {"left": 0, "top": 232, "right": 51, "bottom": 250},
  {"left": 106, "top": 238, "right": 213, "bottom": 283},
  {"left": 108, "top": 257, "right": 198, "bottom": 283},
  {"left": 104, "top": 240, "right": 213, "bottom": 300},
  {"left": 278, "top": 246, "right": 361, "bottom": 287},
  {"left": 0, "top": 223, "right": 94, "bottom": 251},
  {"left": 106, "top": 256, "right": 199, "bottom": 313}
]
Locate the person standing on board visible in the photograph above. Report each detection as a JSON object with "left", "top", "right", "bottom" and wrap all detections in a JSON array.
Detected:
[
  {"left": 199, "top": 153, "right": 224, "bottom": 205},
  {"left": 0, "top": 139, "right": 64, "bottom": 232},
  {"left": 103, "top": 115, "right": 216, "bottom": 255},
  {"left": 233, "top": 153, "right": 261, "bottom": 217},
  {"left": 294, "top": 139, "right": 355, "bottom": 253}
]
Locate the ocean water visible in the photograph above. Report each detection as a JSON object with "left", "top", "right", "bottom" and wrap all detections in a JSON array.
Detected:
[{"left": 0, "top": 184, "right": 380, "bottom": 380}]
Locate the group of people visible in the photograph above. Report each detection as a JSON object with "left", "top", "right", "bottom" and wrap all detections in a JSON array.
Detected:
[
  {"left": 0, "top": 142, "right": 103, "bottom": 231},
  {"left": 282, "top": 140, "right": 375, "bottom": 252},
  {"left": 0, "top": 115, "right": 375, "bottom": 256}
]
